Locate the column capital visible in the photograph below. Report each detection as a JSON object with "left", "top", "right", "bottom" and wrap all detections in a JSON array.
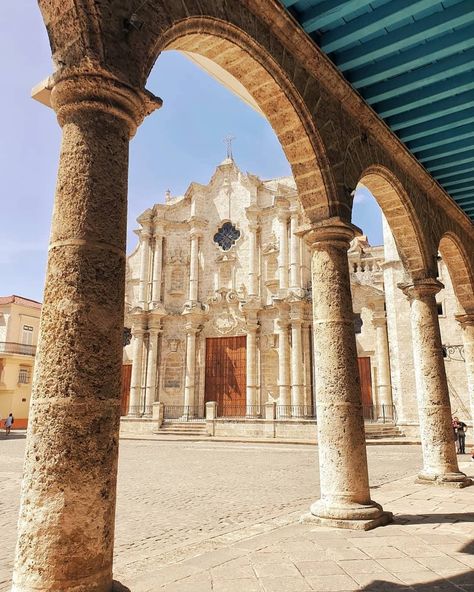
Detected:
[
  {"left": 185, "top": 321, "right": 201, "bottom": 335},
  {"left": 301, "top": 217, "right": 361, "bottom": 251},
  {"left": 399, "top": 277, "right": 444, "bottom": 300},
  {"left": 455, "top": 313, "right": 474, "bottom": 328},
  {"left": 49, "top": 71, "right": 162, "bottom": 137}
]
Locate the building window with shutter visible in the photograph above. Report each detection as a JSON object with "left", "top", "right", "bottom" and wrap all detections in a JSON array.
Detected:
[
  {"left": 18, "top": 366, "right": 30, "bottom": 384},
  {"left": 22, "top": 325, "right": 33, "bottom": 345}
]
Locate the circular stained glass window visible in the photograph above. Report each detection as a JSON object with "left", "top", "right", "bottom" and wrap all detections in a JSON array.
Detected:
[{"left": 213, "top": 222, "right": 241, "bottom": 251}]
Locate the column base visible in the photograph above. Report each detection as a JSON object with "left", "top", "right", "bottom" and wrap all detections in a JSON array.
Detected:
[
  {"left": 301, "top": 499, "right": 393, "bottom": 531},
  {"left": 416, "top": 471, "right": 472, "bottom": 488},
  {"left": 300, "top": 511, "right": 393, "bottom": 531}
]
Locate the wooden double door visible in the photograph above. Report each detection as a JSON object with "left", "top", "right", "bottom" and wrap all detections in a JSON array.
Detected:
[
  {"left": 357, "top": 357, "right": 373, "bottom": 407},
  {"left": 205, "top": 336, "right": 247, "bottom": 416}
]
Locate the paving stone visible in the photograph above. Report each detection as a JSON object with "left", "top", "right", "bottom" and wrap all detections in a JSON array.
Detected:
[
  {"left": 295, "top": 560, "right": 346, "bottom": 577},
  {"left": 260, "top": 575, "right": 311, "bottom": 591},
  {"left": 305, "top": 574, "right": 360, "bottom": 591}
]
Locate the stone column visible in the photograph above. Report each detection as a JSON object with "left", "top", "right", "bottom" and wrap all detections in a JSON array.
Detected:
[
  {"left": 401, "top": 279, "right": 471, "bottom": 486},
  {"left": 189, "top": 228, "right": 201, "bottom": 302},
  {"left": 144, "top": 323, "right": 161, "bottom": 415},
  {"left": 304, "top": 218, "right": 391, "bottom": 529},
  {"left": 290, "top": 209, "right": 301, "bottom": 289},
  {"left": 246, "top": 319, "right": 259, "bottom": 416},
  {"left": 247, "top": 210, "right": 259, "bottom": 297},
  {"left": 151, "top": 228, "right": 164, "bottom": 305},
  {"left": 11, "top": 73, "right": 161, "bottom": 592},
  {"left": 277, "top": 206, "right": 289, "bottom": 291},
  {"left": 303, "top": 321, "right": 314, "bottom": 412},
  {"left": 276, "top": 312, "right": 291, "bottom": 411},
  {"left": 456, "top": 313, "right": 474, "bottom": 426},
  {"left": 183, "top": 321, "right": 199, "bottom": 415},
  {"left": 372, "top": 314, "right": 393, "bottom": 419},
  {"left": 138, "top": 225, "right": 152, "bottom": 309},
  {"left": 290, "top": 305, "right": 304, "bottom": 412},
  {"left": 129, "top": 324, "right": 146, "bottom": 415}
]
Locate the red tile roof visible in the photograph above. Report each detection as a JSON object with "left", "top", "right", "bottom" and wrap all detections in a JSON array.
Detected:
[{"left": 0, "top": 295, "right": 42, "bottom": 309}]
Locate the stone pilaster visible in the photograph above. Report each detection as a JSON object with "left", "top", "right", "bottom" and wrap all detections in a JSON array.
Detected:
[
  {"left": 303, "top": 218, "right": 391, "bottom": 529},
  {"left": 11, "top": 72, "right": 161, "bottom": 592},
  {"left": 401, "top": 279, "right": 471, "bottom": 487},
  {"left": 290, "top": 303, "right": 304, "bottom": 410},
  {"left": 276, "top": 309, "right": 291, "bottom": 410},
  {"left": 188, "top": 219, "right": 206, "bottom": 303},
  {"left": 138, "top": 224, "right": 152, "bottom": 310},
  {"left": 456, "top": 313, "right": 474, "bottom": 426},
  {"left": 183, "top": 319, "right": 200, "bottom": 415},
  {"left": 372, "top": 313, "right": 393, "bottom": 418},
  {"left": 151, "top": 225, "right": 164, "bottom": 305},
  {"left": 129, "top": 323, "right": 146, "bottom": 416},
  {"left": 289, "top": 208, "right": 301, "bottom": 290},
  {"left": 144, "top": 316, "right": 162, "bottom": 414},
  {"left": 276, "top": 199, "right": 290, "bottom": 292},
  {"left": 303, "top": 321, "right": 314, "bottom": 412},
  {"left": 246, "top": 208, "right": 259, "bottom": 297},
  {"left": 246, "top": 318, "right": 259, "bottom": 416}
]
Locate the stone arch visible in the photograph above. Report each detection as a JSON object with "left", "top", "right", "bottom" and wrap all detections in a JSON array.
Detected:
[
  {"left": 146, "top": 17, "right": 336, "bottom": 223},
  {"left": 439, "top": 232, "right": 474, "bottom": 314},
  {"left": 357, "top": 165, "right": 433, "bottom": 279}
]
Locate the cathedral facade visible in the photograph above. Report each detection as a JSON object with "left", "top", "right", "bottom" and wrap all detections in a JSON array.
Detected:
[{"left": 122, "top": 159, "right": 470, "bottom": 434}]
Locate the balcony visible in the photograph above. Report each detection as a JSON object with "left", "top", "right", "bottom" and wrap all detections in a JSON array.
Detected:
[{"left": 0, "top": 342, "right": 37, "bottom": 356}]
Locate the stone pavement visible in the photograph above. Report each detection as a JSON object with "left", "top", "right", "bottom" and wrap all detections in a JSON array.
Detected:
[{"left": 1, "top": 434, "right": 473, "bottom": 591}]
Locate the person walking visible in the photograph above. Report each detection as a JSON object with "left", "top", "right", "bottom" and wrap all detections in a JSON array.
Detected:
[
  {"left": 4, "top": 413, "right": 14, "bottom": 436},
  {"left": 453, "top": 417, "right": 467, "bottom": 454}
]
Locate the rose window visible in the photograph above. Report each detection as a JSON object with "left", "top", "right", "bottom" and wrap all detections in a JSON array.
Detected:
[{"left": 213, "top": 222, "right": 241, "bottom": 251}]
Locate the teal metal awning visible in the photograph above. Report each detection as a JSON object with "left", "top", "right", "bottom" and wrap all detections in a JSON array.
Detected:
[{"left": 280, "top": 0, "right": 474, "bottom": 221}]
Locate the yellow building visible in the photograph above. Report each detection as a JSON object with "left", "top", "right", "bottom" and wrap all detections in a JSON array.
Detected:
[{"left": 0, "top": 295, "right": 41, "bottom": 428}]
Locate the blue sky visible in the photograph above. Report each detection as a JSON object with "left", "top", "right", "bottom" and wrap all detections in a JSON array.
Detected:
[{"left": 1, "top": 3, "right": 382, "bottom": 303}]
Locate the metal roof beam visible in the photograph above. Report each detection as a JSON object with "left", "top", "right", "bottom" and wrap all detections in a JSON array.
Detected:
[
  {"left": 388, "top": 91, "right": 474, "bottom": 131},
  {"left": 398, "top": 106, "right": 474, "bottom": 141},
  {"left": 436, "top": 166, "right": 474, "bottom": 182},
  {"left": 406, "top": 128, "right": 474, "bottom": 152},
  {"left": 374, "top": 71, "right": 474, "bottom": 118},
  {"left": 320, "top": 0, "right": 436, "bottom": 53},
  {"left": 429, "top": 159, "right": 474, "bottom": 178},
  {"left": 415, "top": 137, "right": 474, "bottom": 164},
  {"left": 441, "top": 173, "right": 474, "bottom": 189},
  {"left": 362, "top": 49, "right": 474, "bottom": 104},
  {"left": 299, "top": 0, "right": 377, "bottom": 33},
  {"left": 426, "top": 152, "right": 474, "bottom": 173},
  {"left": 334, "top": 1, "right": 474, "bottom": 70}
]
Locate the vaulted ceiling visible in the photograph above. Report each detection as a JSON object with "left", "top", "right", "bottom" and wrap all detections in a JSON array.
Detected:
[{"left": 280, "top": 0, "right": 474, "bottom": 221}]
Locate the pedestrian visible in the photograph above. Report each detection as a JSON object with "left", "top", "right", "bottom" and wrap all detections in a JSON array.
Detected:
[
  {"left": 4, "top": 413, "right": 14, "bottom": 436},
  {"left": 453, "top": 417, "right": 467, "bottom": 454}
]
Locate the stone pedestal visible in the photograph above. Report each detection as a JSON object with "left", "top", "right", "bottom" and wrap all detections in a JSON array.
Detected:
[
  {"left": 304, "top": 218, "right": 391, "bottom": 529},
  {"left": 11, "top": 73, "right": 161, "bottom": 592},
  {"left": 401, "top": 279, "right": 471, "bottom": 487}
]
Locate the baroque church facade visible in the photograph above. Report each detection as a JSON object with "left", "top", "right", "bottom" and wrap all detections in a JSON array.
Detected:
[{"left": 122, "top": 158, "right": 470, "bottom": 434}]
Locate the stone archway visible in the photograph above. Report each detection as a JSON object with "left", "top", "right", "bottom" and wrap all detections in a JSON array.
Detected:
[
  {"left": 358, "top": 165, "right": 433, "bottom": 280},
  {"left": 153, "top": 18, "right": 336, "bottom": 223},
  {"left": 439, "top": 232, "right": 474, "bottom": 315}
]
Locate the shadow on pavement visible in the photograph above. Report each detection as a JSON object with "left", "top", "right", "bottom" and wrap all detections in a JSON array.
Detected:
[{"left": 396, "top": 512, "right": 474, "bottom": 525}]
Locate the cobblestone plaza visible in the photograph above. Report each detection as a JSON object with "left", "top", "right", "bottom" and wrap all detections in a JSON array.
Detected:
[{"left": 3, "top": 437, "right": 474, "bottom": 591}]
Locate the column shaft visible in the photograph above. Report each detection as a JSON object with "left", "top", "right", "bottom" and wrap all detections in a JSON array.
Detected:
[
  {"left": 145, "top": 329, "right": 160, "bottom": 413},
  {"left": 246, "top": 327, "right": 259, "bottom": 415},
  {"left": 277, "top": 318, "right": 291, "bottom": 409},
  {"left": 138, "top": 230, "right": 151, "bottom": 308},
  {"left": 373, "top": 317, "right": 393, "bottom": 417},
  {"left": 305, "top": 220, "right": 390, "bottom": 528},
  {"left": 403, "top": 280, "right": 470, "bottom": 486},
  {"left": 278, "top": 213, "right": 289, "bottom": 290},
  {"left": 290, "top": 319, "right": 304, "bottom": 409},
  {"left": 184, "top": 328, "right": 197, "bottom": 413},
  {"left": 189, "top": 233, "right": 200, "bottom": 302},
  {"left": 248, "top": 223, "right": 259, "bottom": 297},
  {"left": 151, "top": 234, "right": 163, "bottom": 304},
  {"left": 11, "top": 75, "right": 157, "bottom": 592},
  {"left": 129, "top": 328, "right": 145, "bottom": 415},
  {"left": 290, "top": 211, "right": 301, "bottom": 289}
]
